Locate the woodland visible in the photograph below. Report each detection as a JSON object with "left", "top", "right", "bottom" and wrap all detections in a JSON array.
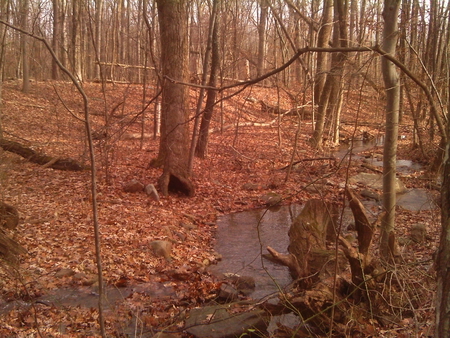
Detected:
[{"left": 0, "top": 0, "right": 449, "bottom": 337}]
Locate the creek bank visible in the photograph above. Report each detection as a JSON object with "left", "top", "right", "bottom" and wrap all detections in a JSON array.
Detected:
[{"left": 0, "top": 281, "right": 176, "bottom": 316}]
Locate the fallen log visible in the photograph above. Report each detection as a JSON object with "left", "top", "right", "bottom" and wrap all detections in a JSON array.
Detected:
[{"left": 0, "top": 139, "right": 85, "bottom": 171}]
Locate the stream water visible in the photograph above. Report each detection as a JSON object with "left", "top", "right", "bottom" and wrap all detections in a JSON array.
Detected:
[
  {"left": 210, "top": 204, "right": 303, "bottom": 300},
  {"left": 211, "top": 138, "right": 436, "bottom": 301}
]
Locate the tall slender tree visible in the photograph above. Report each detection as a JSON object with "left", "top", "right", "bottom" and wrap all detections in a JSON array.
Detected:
[
  {"left": 196, "top": 0, "right": 220, "bottom": 159},
  {"left": 20, "top": 0, "right": 29, "bottom": 93},
  {"left": 380, "top": 0, "right": 401, "bottom": 260},
  {"left": 257, "top": 0, "right": 268, "bottom": 77}
]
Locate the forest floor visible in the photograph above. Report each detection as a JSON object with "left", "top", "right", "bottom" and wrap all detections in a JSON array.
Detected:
[{"left": 0, "top": 80, "right": 441, "bottom": 337}]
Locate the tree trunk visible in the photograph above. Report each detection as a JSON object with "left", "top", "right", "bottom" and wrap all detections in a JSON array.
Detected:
[
  {"left": 188, "top": 0, "right": 219, "bottom": 172},
  {"left": 52, "top": 0, "right": 60, "bottom": 80},
  {"left": 436, "top": 135, "right": 450, "bottom": 337},
  {"left": 313, "top": 0, "right": 333, "bottom": 101},
  {"left": 72, "top": 0, "right": 83, "bottom": 81},
  {"left": 310, "top": 0, "right": 347, "bottom": 149},
  {"left": 257, "top": 0, "right": 268, "bottom": 77},
  {"left": 155, "top": 0, "right": 194, "bottom": 197},
  {"left": 380, "top": 0, "right": 401, "bottom": 260},
  {"left": 21, "top": 0, "right": 29, "bottom": 93},
  {"left": 0, "top": 0, "right": 7, "bottom": 138},
  {"left": 94, "top": 0, "right": 103, "bottom": 80},
  {"left": 195, "top": 0, "right": 220, "bottom": 159},
  {"left": 435, "top": 13, "right": 450, "bottom": 334}
]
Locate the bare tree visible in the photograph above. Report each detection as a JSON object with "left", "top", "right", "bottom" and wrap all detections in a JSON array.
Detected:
[
  {"left": 313, "top": 0, "right": 333, "bottom": 101},
  {"left": 436, "top": 103, "right": 450, "bottom": 338},
  {"left": 0, "top": 0, "right": 8, "bottom": 138},
  {"left": 20, "top": 0, "right": 29, "bottom": 93},
  {"left": 380, "top": 0, "right": 401, "bottom": 260},
  {"left": 257, "top": 0, "right": 268, "bottom": 77},
  {"left": 154, "top": 0, "right": 194, "bottom": 197},
  {"left": 310, "top": 0, "right": 348, "bottom": 149},
  {"left": 71, "top": 0, "right": 83, "bottom": 81},
  {"left": 195, "top": 0, "right": 220, "bottom": 159}
]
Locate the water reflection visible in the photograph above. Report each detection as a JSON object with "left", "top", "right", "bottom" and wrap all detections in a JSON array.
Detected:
[{"left": 211, "top": 205, "right": 303, "bottom": 300}]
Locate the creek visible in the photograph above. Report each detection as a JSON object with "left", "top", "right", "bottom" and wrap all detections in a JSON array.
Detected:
[
  {"left": 211, "top": 138, "right": 436, "bottom": 301},
  {"left": 210, "top": 205, "right": 303, "bottom": 300}
]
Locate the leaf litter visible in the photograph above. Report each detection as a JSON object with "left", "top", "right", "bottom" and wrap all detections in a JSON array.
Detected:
[{"left": 0, "top": 80, "right": 440, "bottom": 337}]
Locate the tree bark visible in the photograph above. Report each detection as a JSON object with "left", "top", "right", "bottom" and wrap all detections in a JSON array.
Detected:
[
  {"left": 310, "top": 0, "right": 347, "bottom": 149},
  {"left": 435, "top": 16, "right": 450, "bottom": 332},
  {"left": 51, "top": 0, "right": 60, "bottom": 80},
  {"left": 21, "top": 0, "right": 29, "bottom": 93},
  {"left": 94, "top": 0, "right": 103, "bottom": 80},
  {"left": 380, "top": 0, "right": 401, "bottom": 261},
  {"left": 257, "top": 0, "right": 268, "bottom": 77},
  {"left": 0, "top": 0, "right": 7, "bottom": 139},
  {"left": 436, "top": 134, "right": 450, "bottom": 337},
  {"left": 313, "top": 0, "right": 333, "bottom": 100},
  {"left": 195, "top": 0, "right": 220, "bottom": 159},
  {"left": 155, "top": 0, "right": 194, "bottom": 197},
  {"left": 72, "top": 0, "right": 83, "bottom": 81},
  {"left": 188, "top": 0, "right": 219, "bottom": 172}
]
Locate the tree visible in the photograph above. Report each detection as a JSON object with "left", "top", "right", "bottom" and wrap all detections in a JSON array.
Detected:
[
  {"left": 256, "top": 0, "right": 268, "bottom": 77},
  {"left": 379, "top": 0, "right": 401, "bottom": 260},
  {"left": 313, "top": 0, "right": 332, "bottom": 101},
  {"left": 195, "top": 0, "right": 220, "bottom": 159},
  {"left": 20, "top": 0, "right": 29, "bottom": 93},
  {"left": 436, "top": 119, "right": 450, "bottom": 337},
  {"left": 435, "top": 3, "right": 450, "bottom": 334},
  {"left": 0, "top": 0, "right": 8, "bottom": 138},
  {"left": 154, "top": 0, "right": 194, "bottom": 197},
  {"left": 310, "top": 0, "right": 348, "bottom": 149},
  {"left": 71, "top": 0, "right": 83, "bottom": 81},
  {"left": 51, "top": 0, "right": 60, "bottom": 80}
]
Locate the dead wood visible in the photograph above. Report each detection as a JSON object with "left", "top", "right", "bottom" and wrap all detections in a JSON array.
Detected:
[
  {"left": 338, "top": 235, "right": 367, "bottom": 303},
  {"left": 0, "top": 139, "right": 85, "bottom": 171},
  {"left": 266, "top": 246, "right": 304, "bottom": 279},
  {"left": 279, "top": 157, "right": 335, "bottom": 170},
  {"left": 259, "top": 100, "right": 287, "bottom": 114},
  {"left": 345, "top": 188, "right": 374, "bottom": 257},
  {"left": 361, "top": 162, "right": 383, "bottom": 173}
]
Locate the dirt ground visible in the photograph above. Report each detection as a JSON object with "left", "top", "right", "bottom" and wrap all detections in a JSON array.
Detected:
[{"left": 0, "top": 80, "right": 440, "bottom": 337}]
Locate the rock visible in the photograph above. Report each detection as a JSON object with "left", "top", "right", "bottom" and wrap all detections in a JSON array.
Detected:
[
  {"left": 349, "top": 173, "right": 406, "bottom": 194},
  {"left": 218, "top": 283, "right": 239, "bottom": 302},
  {"left": 261, "top": 192, "right": 282, "bottom": 207},
  {"left": 397, "top": 189, "right": 437, "bottom": 211},
  {"left": 0, "top": 201, "right": 19, "bottom": 230},
  {"left": 227, "top": 275, "right": 256, "bottom": 296},
  {"left": 150, "top": 240, "right": 172, "bottom": 261},
  {"left": 185, "top": 304, "right": 268, "bottom": 338},
  {"left": 145, "top": 184, "right": 160, "bottom": 201},
  {"left": 360, "top": 189, "right": 381, "bottom": 201},
  {"left": 410, "top": 223, "right": 427, "bottom": 243},
  {"left": 55, "top": 268, "right": 76, "bottom": 278},
  {"left": 123, "top": 179, "right": 144, "bottom": 193}
]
